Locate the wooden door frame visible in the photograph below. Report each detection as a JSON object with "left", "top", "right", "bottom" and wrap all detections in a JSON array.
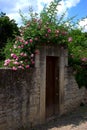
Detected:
[
  {"left": 38, "top": 46, "right": 66, "bottom": 124},
  {"left": 46, "top": 56, "right": 59, "bottom": 118}
]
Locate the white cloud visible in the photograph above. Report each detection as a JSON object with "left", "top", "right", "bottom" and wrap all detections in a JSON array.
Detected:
[
  {"left": 12, "top": 0, "right": 31, "bottom": 11},
  {"left": 65, "top": 0, "right": 80, "bottom": 8},
  {"left": 36, "top": 0, "right": 81, "bottom": 18},
  {"left": 1, "top": 0, "right": 87, "bottom": 31},
  {"left": 56, "top": 0, "right": 80, "bottom": 16},
  {"left": 1, "top": 0, "right": 81, "bottom": 26},
  {"left": 79, "top": 18, "right": 87, "bottom": 32},
  {"left": 5, "top": 0, "right": 54, "bottom": 25},
  {"left": 7, "top": 12, "right": 22, "bottom": 26},
  {"left": 37, "top": 0, "right": 53, "bottom": 12},
  {"left": 37, "top": 0, "right": 81, "bottom": 12},
  {"left": 5, "top": 0, "right": 31, "bottom": 26}
]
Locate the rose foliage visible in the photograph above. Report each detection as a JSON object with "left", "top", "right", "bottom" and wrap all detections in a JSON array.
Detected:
[
  {"left": 3, "top": 0, "right": 87, "bottom": 88},
  {"left": 4, "top": 0, "right": 73, "bottom": 70},
  {"left": 68, "top": 30, "right": 87, "bottom": 87}
]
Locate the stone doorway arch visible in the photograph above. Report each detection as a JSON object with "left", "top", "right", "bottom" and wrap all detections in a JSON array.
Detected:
[{"left": 36, "top": 46, "right": 67, "bottom": 123}]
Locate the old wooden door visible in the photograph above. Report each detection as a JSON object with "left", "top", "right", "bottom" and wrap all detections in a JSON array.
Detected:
[{"left": 46, "top": 56, "right": 59, "bottom": 118}]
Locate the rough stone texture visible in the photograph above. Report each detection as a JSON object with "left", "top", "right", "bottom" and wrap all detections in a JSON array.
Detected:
[
  {"left": 64, "top": 67, "right": 86, "bottom": 113},
  {"left": 0, "top": 68, "right": 40, "bottom": 130},
  {"left": 83, "top": 89, "right": 87, "bottom": 105},
  {"left": 0, "top": 46, "right": 86, "bottom": 130}
]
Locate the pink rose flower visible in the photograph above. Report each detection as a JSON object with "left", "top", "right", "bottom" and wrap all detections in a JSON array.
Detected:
[
  {"left": 55, "top": 30, "right": 59, "bottom": 33},
  {"left": 21, "top": 45, "right": 24, "bottom": 48},
  {"left": 20, "top": 52, "right": 24, "bottom": 56},
  {"left": 4, "top": 59, "right": 11, "bottom": 66},
  {"left": 45, "top": 34, "right": 48, "bottom": 37},
  {"left": 19, "top": 39, "right": 24, "bottom": 43},
  {"left": 31, "top": 60, "right": 35, "bottom": 64},
  {"left": 68, "top": 37, "right": 73, "bottom": 42},
  {"left": 25, "top": 41, "right": 28, "bottom": 45},
  {"left": 26, "top": 65, "right": 30, "bottom": 68},
  {"left": 24, "top": 53, "right": 27, "bottom": 57},
  {"left": 11, "top": 53, "right": 14, "bottom": 57},
  {"left": 18, "top": 46, "right": 21, "bottom": 49},
  {"left": 31, "top": 54, "right": 34, "bottom": 57},
  {"left": 47, "top": 29, "right": 51, "bottom": 33},
  {"left": 11, "top": 53, "right": 18, "bottom": 59},
  {"left": 18, "top": 66, "right": 23, "bottom": 69},
  {"left": 29, "top": 39, "right": 33, "bottom": 43},
  {"left": 13, "top": 61, "right": 19, "bottom": 65},
  {"left": 81, "top": 57, "right": 87, "bottom": 62},
  {"left": 12, "top": 66, "right": 17, "bottom": 71}
]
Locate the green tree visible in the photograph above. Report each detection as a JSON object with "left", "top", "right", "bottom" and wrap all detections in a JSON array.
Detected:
[
  {"left": 2, "top": 0, "right": 87, "bottom": 88},
  {"left": 68, "top": 29, "right": 87, "bottom": 88},
  {"left": 0, "top": 12, "right": 19, "bottom": 60}
]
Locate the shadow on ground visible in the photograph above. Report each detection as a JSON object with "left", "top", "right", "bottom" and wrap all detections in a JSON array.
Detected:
[{"left": 18, "top": 106, "right": 87, "bottom": 130}]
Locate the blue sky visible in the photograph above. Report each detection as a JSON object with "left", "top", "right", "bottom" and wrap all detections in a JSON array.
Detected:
[
  {"left": 0, "top": 0, "right": 87, "bottom": 31},
  {"left": 68, "top": 0, "right": 87, "bottom": 19}
]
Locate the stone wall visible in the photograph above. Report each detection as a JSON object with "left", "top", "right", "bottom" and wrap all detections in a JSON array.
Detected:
[
  {"left": 0, "top": 68, "right": 40, "bottom": 130},
  {"left": 64, "top": 67, "right": 85, "bottom": 113},
  {"left": 0, "top": 46, "right": 86, "bottom": 130},
  {"left": 83, "top": 89, "right": 87, "bottom": 105}
]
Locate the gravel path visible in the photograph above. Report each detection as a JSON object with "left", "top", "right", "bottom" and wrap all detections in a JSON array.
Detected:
[
  {"left": 34, "top": 106, "right": 87, "bottom": 130},
  {"left": 18, "top": 106, "right": 87, "bottom": 130}
]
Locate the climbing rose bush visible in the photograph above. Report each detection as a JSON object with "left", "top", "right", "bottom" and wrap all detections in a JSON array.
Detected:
[
  {"left": 4, "top": 0, "right": 73, "bottom": 70},
  {"left": 4, "top": 36, "right": 36, "bottom": 70}
]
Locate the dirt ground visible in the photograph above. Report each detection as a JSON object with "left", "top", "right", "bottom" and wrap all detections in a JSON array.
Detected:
[
  {"left": 34, "top": 106, "right": 87, "bottom": 130},
  {"left": 18, "top": 106, "right": 87, "bottom": 130}
]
